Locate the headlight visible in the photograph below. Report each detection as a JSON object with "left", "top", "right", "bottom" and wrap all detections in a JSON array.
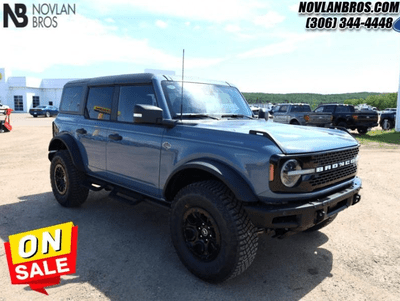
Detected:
[{"left": 280, "top": 159, "right": 302, "bottom": 187}]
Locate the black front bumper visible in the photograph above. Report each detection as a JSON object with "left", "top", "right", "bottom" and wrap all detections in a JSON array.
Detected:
[{"left": 244, "top": 177, "right": 362, "bottom": 232}]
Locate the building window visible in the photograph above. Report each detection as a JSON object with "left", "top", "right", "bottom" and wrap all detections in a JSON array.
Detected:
[
  {"left": 14, "top": 95, "right": 23, "bottom": 111},
  {"left": 33, "top": 96, "right": 40, "bottom": 107}
]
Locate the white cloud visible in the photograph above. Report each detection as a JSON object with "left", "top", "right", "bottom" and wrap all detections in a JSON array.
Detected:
[
  {"left": 155, "top": 20, "right": 168, "bottom": 29},
  {"left": 85, "top": 0, "right": 269, "bottom": 22},
  {"left": 1, "top": 14, "right": 223, "bottom": 73},
  {"left": 289, "top": 4, "right": 299, "bottom": 12},
  {"left": 224, "top": 24, "right": 241, "bottom": 33},
  {"left": 237, "top": 32, "right": 327, "bottom": 59},
  {"left": 253, "top": 11, "right": 285, "bottom": 28}
]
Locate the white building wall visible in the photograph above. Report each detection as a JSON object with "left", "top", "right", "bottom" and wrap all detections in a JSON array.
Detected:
[{"left": 0, "top": 68, "right": 75, "bottom": 112}]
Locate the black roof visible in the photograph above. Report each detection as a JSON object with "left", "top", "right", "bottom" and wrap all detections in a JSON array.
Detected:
[{"left": 65, "top": 73, "right": 159, "bottom": 86}]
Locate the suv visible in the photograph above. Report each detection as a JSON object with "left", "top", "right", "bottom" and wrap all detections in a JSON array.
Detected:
[{"left": 49, "top": 73, "right": 362, "bottom": 283}]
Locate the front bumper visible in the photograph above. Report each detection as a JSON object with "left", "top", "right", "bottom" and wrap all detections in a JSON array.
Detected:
[{"left": 244, "top": 177, "right": 361, "bottom": 233}]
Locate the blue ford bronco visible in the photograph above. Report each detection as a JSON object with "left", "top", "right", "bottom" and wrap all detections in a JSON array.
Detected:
[{"left": 48, "top": 73, "right": 362, "bottom": 283}]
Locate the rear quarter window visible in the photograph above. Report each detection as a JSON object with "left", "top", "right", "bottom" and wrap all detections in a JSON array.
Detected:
[{"left": 60, "top": 86, "right": 84, "bottom": 113}]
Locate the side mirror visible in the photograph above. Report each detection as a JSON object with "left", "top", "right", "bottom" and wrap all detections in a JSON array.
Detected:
[
  {"left": 134, "top": 104, "right": 163, "bottom": 124},
  {"left": 258, "top": 108, "right": 269, "bottom": 121}
]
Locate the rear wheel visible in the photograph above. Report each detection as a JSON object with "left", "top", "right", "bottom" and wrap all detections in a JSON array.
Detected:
[
  {"left": 45, "top": 111, "right": 51, "bottom": 117},
  {"left": 50, "top": 150, "right": 89, "bottom": 207},
  {"left": 170, "top": 180, "right": 258, "bottom": 283},
  {"left": 290, "top": 120, "right": 300, "bottom": 125},
  {"left": 337, "top": 121, "right": 346, "bottom": 128},
  {"left": 381, "top": 119, "right": 392, "bottom": 130}
]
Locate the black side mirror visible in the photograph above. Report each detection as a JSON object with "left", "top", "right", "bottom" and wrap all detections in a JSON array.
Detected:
[
  {"left": 258, "top": 108, "right": 269, "bottom": 121},
  {"left": 134, "top": 104, "right": 163, "bottom": 124}
]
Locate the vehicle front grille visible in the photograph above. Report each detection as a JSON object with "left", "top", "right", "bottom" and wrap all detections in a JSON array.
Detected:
[
  {"left": 311, "top": 147, "right": 359, "bottom": 166},
  {"left": 307, "top": 147, "right": 359, "bottom": 190}
]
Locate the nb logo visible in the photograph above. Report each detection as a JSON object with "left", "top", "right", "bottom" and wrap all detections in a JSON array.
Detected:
[{"left": 3, "top": 4, "right": 28, "bottom": 28}]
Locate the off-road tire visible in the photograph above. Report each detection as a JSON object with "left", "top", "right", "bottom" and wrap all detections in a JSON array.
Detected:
[
  {"left": 50, "top": 150, "right": 89, "bottom": 207},
  {"left": 45, "top": 111, "right": 51, "bottom": 117},
  {"left": 290, "top": 120, "right": 300, "bottom": 125},
  {"left": 170, "top": 180, "right": 258, "bottom": 283},
  {"left": 305, "top": 214, "right": 338, "bottom": 232},
  {"left": 357, "top": 127, "right": 368, "bottom": 135},
  {"left": 337, "top": 121, "right": 346, "bottom": 128}
]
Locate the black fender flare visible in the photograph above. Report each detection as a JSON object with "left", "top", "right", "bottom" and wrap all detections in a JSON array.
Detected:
[
  {"left": 48, "top": 134, "right": 86, "bottom": 172},
  {"left": 164, "top": 159, "right": 259, "bottom": 203}
]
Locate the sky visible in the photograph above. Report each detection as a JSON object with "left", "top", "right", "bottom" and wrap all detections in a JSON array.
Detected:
[{"left": 1, "top": 0, "right": 400, "bottom": 94}]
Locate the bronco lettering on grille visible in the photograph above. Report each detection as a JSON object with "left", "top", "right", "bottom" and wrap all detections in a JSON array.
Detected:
[{"left": 315, "top": 158, "right": 357, "bottom": 173}]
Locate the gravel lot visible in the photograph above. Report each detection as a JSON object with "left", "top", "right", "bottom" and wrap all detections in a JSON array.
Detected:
[{"left": 0, "top": 114, "right": 399, "bottom": 301}]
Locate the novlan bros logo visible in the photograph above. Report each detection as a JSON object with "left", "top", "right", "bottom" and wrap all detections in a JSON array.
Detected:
[
  {"left": 3, "top": 4, "right": 28, "bottom": 28},
  {"left": 2, "top": 3, "right": 76, "bottom": 28}
]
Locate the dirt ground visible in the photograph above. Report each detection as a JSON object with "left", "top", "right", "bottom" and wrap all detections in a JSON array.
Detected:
[{"left": 0, "top": 114, "right": 399, "bottom": 301}]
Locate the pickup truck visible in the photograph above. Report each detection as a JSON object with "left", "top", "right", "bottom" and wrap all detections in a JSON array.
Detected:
[
  {"left": 48, "top": 73, "right": 362, "bottom": 283},
  {"left": 314, "top": 104, "right": 378, "bottom": 134},
  {"left": 272, "top": 103, "right": 332, "bottom": 127}
]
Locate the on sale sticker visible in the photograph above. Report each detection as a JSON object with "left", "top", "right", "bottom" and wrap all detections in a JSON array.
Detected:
[{"left": 4, "top": 222, "right": 78, "bottom": 295}]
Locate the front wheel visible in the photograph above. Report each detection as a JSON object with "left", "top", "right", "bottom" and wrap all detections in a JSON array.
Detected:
[
  {"left": 45, "top": 111, "right": 51, "bottom": 117},
  {"left": 50, "top": 150, "right": 89, "bottom": 207},
  {"left": 357, "top": 127, "right": 368, "bottom": 135},
  {"left": 170, "top": 181, "right": 258, "bottom": 283}
]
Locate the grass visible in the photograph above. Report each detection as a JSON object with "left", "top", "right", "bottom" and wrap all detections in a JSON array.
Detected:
[{"left": 356, "top": 129, "right": 400, "bottom": 147}]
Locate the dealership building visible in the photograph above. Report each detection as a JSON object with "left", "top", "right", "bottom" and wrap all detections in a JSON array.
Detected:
[{"left": 0, "top": 68, "right": 75, "bottom": 113}]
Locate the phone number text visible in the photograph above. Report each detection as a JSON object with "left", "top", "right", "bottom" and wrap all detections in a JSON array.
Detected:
[{"left": 306, "top": 17, "right": 394, "bottom": 29}]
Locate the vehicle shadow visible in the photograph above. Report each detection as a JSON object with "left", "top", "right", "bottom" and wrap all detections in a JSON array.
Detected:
[{"left": 0, "top": 191, "right": 333, "bottom": 301}]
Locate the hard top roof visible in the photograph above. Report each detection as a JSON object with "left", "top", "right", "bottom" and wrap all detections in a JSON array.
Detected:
[{"left": 64, "top": 73, "right": 232, "bottom": 87}]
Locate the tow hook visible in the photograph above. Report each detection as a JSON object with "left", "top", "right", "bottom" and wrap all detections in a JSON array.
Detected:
[
  {"left": 315, "top": 210, "right": 326, "bottom": 223},
  {"left": 353, "top": 194, "right": 361, "bottom": 205}
]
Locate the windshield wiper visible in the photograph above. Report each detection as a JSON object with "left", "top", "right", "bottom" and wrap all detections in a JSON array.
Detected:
[
  {"left": 220, "top": 114, "right": 253, "bottom": 119},
  {"left": 173, "top": 114, "right": 220, "bottom": 120}
]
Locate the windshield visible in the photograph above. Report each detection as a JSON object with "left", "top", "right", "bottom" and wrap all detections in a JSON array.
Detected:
[{"left": 161, "top": 81, "right": 252, "bottom": 118}]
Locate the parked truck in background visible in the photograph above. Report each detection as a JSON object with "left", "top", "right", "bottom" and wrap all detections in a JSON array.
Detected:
[
  {"left": 272, "top": 103, "right": 332, "bottom": 127},
  {"left": 314, "top": 104, "right": 378, "bottom": 134}
]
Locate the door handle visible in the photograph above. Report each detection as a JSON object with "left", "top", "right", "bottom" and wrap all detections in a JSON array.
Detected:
[
  {"left": 76, "top": 128, "right": 87, "bottom": 135},
  {"left": 108, "top": 133, "right": 123, "bottom": 141}
]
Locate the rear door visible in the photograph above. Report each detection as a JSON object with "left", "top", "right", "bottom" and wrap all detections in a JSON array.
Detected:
[
  {"left": 77, "top": 86, "right": 115, "bottom": 177},
  {"left": 106, "top": 84, "right": 164, "bottom": 198}
]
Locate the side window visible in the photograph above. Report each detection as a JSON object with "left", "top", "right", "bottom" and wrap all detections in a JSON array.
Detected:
[
  {"left": 117, "top": 85, "right": 157, "bottom": 123},
  {"left": 86, "top": 87, "right": 114, "bottom": 120},
  {"left": 315, "top": 107, "right": 324, "bottom": 113},
  {"left": 323, "top": 106, "right": 335, "bottom": 113},
  {"left": 336, "top": 106, "right": 351, "bottom": 113},
  {"left": 86, "top": 86, "right": 114, "bottom": 120},
  {"left": 278, "top": 105, "right": 288, "bottom": 112},
  {"left": 60, "top": 86, "right": 83, "bottom": 113}
]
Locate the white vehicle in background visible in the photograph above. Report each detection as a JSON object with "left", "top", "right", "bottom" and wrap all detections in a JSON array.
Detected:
[{"left": 0, "top": 102, "right": 10, "bottom": 115}]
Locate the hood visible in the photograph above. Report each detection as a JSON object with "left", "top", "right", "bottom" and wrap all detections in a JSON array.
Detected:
[{"left": 192, "top": 119, "right": 359, "bottom": 154}]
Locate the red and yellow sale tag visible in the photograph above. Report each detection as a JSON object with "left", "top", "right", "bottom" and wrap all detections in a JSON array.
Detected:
[{"left": 4, "top": 222, "right": 78, "bottom": 295}]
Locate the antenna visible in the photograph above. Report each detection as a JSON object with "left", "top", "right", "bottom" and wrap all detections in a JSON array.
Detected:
[{"left": 180, "top": 49, "right": 185, "bottom": 121}]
